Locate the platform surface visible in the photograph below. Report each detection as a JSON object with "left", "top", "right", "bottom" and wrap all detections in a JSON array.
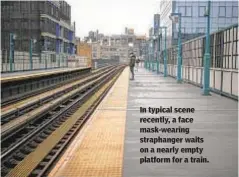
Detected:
[
  {"left": 123, "top": 68, "right": 238, "bottom": 177},
  {"left": 1, "top": 67, "right": 90, "bottom": 83},
  {"left": 1, "top": 67, "right": 68, "bottom": 78},
  {"left": 49, "top": 67, "right": 129, "bottom": 177},
  {"left": 49, "top": 67, "right": 237, "bottom": 177}
]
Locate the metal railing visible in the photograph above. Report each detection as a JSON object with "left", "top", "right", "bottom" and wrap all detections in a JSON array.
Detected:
[
  {"left": 1, "top": 50, "right": 68, "bottom": 73},
  {"left": 158, "top": 24, "right": 238, "bottom": 100}
]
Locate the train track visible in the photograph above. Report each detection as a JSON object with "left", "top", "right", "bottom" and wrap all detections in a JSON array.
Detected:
[
  {"left": 1, "top": 66, "right": 117, "bottom": 150},
  {"left": 1, "top": 66, "right": 112, "bottom": 107},
  {"left": 1, "top": 65, "right": 118, "bottom": 149},
  {"left": 1, "top": 65, "right": 125, "bottom": 177},
  {"left": 1, "top": 66, "right": 116, "bottom": 125}
]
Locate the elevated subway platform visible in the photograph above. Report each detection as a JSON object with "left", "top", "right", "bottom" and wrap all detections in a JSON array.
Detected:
[
  {"left": 123, "top": 68, "right": 237, "bottom": 177},
  {"left": 49, "top": 67, "right": 129, "bottom": 177},
  {"left": 1, "top": 67, "right": 91, "bottom": 83},
  {"left": 1, "top": 67, "right": 93, "bottom": 105},
  {"left": 49, "top": 66, "right": 238, "bottom": 177}
]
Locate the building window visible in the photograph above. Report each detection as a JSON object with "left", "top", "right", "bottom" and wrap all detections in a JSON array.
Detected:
[
  {"left": 226, "top": 6, "right": 232, "bottom": 17},
  {"left": 196, "top": 27, "right": 205, "bottom": 33},
  {"left": 31, "top": 1, "right": 37, "bottom": 11},
  {"left": 51, "top": 6, "right": 54, "bottom": 15},
  {"left": 178, "top": 6, "right": 185, "bottom": 16},
  {"left": 219, "top": 6, "right": 226, "bottom": 17},
  {"left": 199, "top": 6, "right": 206, "bottom": 17},
  {"left": 232, "top": 6, "right": 238, "bottom": 17},
  {"left": 56, "top": 9, "right": 58, "bottom": 18},
  {"left": 185, "top": 6, "right": 192, "bottom": 17},
  {"left": 181, "top": 27, "right": 186, "bottom": 39},
  {"left": 173, "top": 31, "right": 178, "bottom": 39}
]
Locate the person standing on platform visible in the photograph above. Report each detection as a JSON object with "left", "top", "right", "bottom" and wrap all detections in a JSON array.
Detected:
[
  {"left": 129, "top": 54, "right": 136, "bottom": 80},
  {"left": 135, "top": 58, "right": 140, "bottom": 71}
]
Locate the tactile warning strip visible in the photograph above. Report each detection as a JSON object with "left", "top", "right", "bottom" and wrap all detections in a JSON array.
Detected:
[
  {"left": 49, "top": 67, "right": 129, "bottom": 177},
  {"left": 6, "top": 69, "right": 122, "bottom": 177}
]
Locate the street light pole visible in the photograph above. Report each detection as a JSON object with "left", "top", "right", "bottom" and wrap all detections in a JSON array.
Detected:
[
  {"left": 157, "top": 34, "right": 160, "bottom": 74},
  {"left": 145, "top": 42, "right": 147, "bottom": 69},
  {"left": 177, "top": 14, "right": 182, "bottom": 82},
  {"left": 151, "top": 38, "right": 154, "bottom": 71},
  {"left": 149, "top": 39, "right": 151, "bottom": 70},
  {"left": 145, "top": 43, "right": 147, "bottom": 69},
  {"left": 164, "top": 27, "right": 168, "bottom": 77},
  {"left": 152, "top": 39, "right": 155, "bottom": 71},
  {"left": 148, "top": 41, "right": 150, "bottom": 70},
  {"left": 146, "top": 42, "right": 148, "bottom": 69},
  {"left": 29, "top": 39, "right": 33, "bottom": 70},
  {"left": 147, "top": 41, "right": 149, "bottom": 70},
  {"left": 203, "top": 0, "right": 211, "bottom": 95},
  {"left": 170, "top": 13, "right": 182, "bottom": 82},
  {"left": 149, "top": 40, "right": 151, "bottom": 70},
  {"left": 9, "top": 33, "right": 14, "bottom": 72},
  {"left": 44, "top": 41, "right": 48, "bottom": 69},
  {"left": 159, "top": 26, "right": 168, "bottom": 76},
  {"left": 30, "top": 39, "right": 37, "bottom": 70},
  {"left": 153, "top": 36, "right": 157, "bottom": 72},
  {"left": 152, "top": 37, "right": 154, "bottom": 71}
]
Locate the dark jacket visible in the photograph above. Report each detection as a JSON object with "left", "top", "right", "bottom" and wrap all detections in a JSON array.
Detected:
[{"left": 129, "top": 56, "right": 136, "bottom": 67}]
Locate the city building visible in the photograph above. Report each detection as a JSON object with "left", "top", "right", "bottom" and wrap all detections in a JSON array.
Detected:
[
  {"left": 154, "top": 14, "right": 160, "bottom": 36},
  {"left": 160, "top": 0, "right": 238, "bottom": 48},
  {"left": 76, "top": 41, "right": 92, "bottom": 67},
  {"left": 1, "top": 0, "right": 76, "bottom": 69},
  {"left": 85, "top": 28, "right": 146, "bottom": 63},
  {"left": 1, "top": 1, "right": 76, "bottom": 54},
  {"left": 88, "top": 31, "right": 95, "bottom": 42},
  {"left": 87, "top": 29, "right": 101, "bottom": 42},
  {"left": 149, "top": 27, "right": 154, "bottom": 37},
  {"left": 91, "top": 41, "right": 101, "bottom": 60},
  {"left": 101, "top": 34, "right": 137, "bottom": 63},
  {"left": 98, "top": 33, "right": 104, "bottom": 41},
  {"left": 135, "top": 35, "right": 147, "bottom": 59},
  {"left": 125, "top": 27, "right": 135, "bottom": 35}
]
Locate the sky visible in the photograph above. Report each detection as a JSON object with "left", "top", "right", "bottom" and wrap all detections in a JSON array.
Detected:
[{"left": 67, "top": 0, "right": 160, "bottom": 38}]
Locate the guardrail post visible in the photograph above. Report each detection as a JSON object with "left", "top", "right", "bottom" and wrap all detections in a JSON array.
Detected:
[
  {"left": 45, "top": 55, "right": 47, "bottom": 69},
  {"left": 9, "top": 33, "right": 13, "bottom": 72},
  {"left": 58, "top": 54, "right": 60, "bottom": 67},
  {"left": 29, "top": 39, "right": 33, "bottom": 70}
]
